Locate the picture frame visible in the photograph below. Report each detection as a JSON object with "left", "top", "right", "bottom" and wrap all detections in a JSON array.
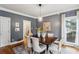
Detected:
[
  {"left": 43, "top": 22, "right": 51, "bottom": 32},
  {"left": 15, "top": 22, "right": 19, "bottom": 27}
]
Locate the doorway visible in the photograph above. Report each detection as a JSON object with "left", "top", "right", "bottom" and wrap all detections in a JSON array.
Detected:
[{"left": 23, "top": 20, "right": 31, "bottom": 38}]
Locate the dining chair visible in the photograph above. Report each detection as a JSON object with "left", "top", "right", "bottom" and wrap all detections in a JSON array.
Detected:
[
  {"left": 48, "top": 38, "right": 63, "bottom": 54},
  {"left": 48, "top": 33, "right": 54, "bottom": 37},
  {"left": 37, "top": 32, "right": 41, "bottom": 38},
  {"left": 31, "top": 37, "right": 46, "bottom": 54},
  {"left": 48, "top": 43, "right": 59, "bottom": 54},
  {"left": 58, "top": 39, "right": 63, "bottom": 53},
  {"left": 42, "top": 32, "right": 46, "bottom": 42}
]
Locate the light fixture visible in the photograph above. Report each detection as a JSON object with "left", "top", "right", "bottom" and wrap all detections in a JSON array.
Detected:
[
  {"left": 38, "top": 17, "right": 43, "bottom": 22},
  {"left": 38, "top": 4, "right": 43, "bottom": 22}
]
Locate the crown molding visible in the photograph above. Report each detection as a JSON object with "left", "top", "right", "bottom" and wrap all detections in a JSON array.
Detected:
[
  {"left": 0, "top": 7, "right": 37, "bottom": 19},
  {"left": 42, "top": 7, "right": 79, "bottom": 17},
  {"left": 0, "top": 6, "right": 79, "bottom": 19}
]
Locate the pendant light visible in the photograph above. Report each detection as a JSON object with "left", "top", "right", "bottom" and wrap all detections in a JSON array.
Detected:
[{"left": 38, "top": 4, "right": 43, "bottom": 22}]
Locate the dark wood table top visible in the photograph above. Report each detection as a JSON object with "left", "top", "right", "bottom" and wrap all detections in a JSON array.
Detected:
[
  {"left": 32, "top": 34, "right": 57, "bottom": 45},
  {"left": 40, "top": 36, "right": 57, "bottom": 45}
]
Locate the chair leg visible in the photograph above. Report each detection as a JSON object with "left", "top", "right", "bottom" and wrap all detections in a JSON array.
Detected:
[
  {"left": 33, "top": 51, "right": 39, "bottom": 54},
  {"left": 32, "top": 51, "right": 35, "bottom": 54},
  {"left": 49, "top": 50, "right": 53, "bottom": 54},
  {"left": 40, "top": 50, "right": 45, "bottom": 54},
  {"left": 49, "top": 50, "right": 55, "bottom": 54},
  {"left": 33, "top": 51, "right": 45, "bottom": 54}
]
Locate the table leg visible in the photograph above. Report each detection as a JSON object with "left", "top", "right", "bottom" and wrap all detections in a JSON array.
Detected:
[
  {"left": 46, "top": 44, "right": 49, "bottom": 53},
  {"left": 47, "top": 45, "right": 49, "bottom": 51}
]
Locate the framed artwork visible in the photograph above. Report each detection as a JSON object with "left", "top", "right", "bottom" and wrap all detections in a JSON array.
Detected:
[
  {"left": 15, "top": 22, "right": 19, "bottom": 27},
  {"left": 15, "top": 22, "right": 20, "bottom": 32},
  {"left": 43, "top": 22, "right": 51, "bottom": 32},
  {"left": 15, "top": 28, "right": 20, "bottom": 32}
]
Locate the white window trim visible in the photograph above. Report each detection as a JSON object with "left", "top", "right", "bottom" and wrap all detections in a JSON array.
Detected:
[{"left": 61, "top": 12, "right": 79, "bottom": 46}]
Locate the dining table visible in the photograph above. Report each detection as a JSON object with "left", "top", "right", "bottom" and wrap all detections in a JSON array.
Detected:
[
  {"left": 40, "top": 36, "right": 57, "bottom": 53},
  {"left": 32, "top": 34, "right": 57, "bottom": 53}
]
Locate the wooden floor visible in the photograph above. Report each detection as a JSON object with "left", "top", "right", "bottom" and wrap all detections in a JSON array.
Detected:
[
  {"left": 62, "top": 45, "right": 79, "bottom": 51},
  {"left": 0, "top": 40, "right": 23, "bottom": 54},
  {"left": 0, "top": 46, "right": 15, "bottom": 54},
  {"left": 0, "top": 40, "right": 79, "bottom": 54}
]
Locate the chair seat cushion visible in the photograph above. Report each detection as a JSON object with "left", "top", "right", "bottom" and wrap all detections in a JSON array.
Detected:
[
  {"left": 40, "top": 44, "right": 46, "bottom": 50},
  {"left": 35, "top": 44, "right": 46, "bottom": 53},
  {"left": 49, "top": 44, "right": 59, "bottom": 53}
]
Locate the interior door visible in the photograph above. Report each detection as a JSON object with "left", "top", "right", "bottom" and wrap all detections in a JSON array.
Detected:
[{"left": 0, "top": 16, "right": 11, "bottom": 46}]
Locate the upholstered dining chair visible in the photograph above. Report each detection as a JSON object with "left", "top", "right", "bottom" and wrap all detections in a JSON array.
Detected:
[
  {"left": 48, "top": 43, "right": 59, "bottom": 54},
  {"left": 48, "top": 39, "right": 63, "bottom": 54},
  {"left": 48, "top": 33, "right": 54, "bottom": 37},
  {"left": 31, "top": 37, "right": 46, "bottom": 54},
  {"left": 42, "top": 32, "right": 46, "bottom": 42}
]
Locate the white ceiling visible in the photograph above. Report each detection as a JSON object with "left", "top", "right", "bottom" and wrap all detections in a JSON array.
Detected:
[{"left": 0, "top": 4, "right": 79, "bottom": 18}]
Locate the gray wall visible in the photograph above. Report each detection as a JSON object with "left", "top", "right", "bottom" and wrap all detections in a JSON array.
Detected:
[
  {"left": 41, "top": 10, "right": 76, "bottom": 40},
  {"left": 0, "top": 10, "right": 37, "bottom": 42},
  {"left": 0, "top": 10, "right": 76, "bottom": 42},
  {"left": 65, "top": 10, "right": 76, "bottom": 17},
  {"left": 43, "top": 14, "right": 61, "bottom": 40}
]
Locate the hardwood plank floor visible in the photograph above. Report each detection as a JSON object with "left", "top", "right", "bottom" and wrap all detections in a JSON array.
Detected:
[
  {"left": 0, "top": 40, "right": 79, "bottom": 54},
  {"left": 62, "top": 45, "right": 79, "bottom": 51},
  {"left": 0, "top": 40, "right": 24, "bottom": 54},
  {"left": 0, "top": 46, "right": 15, "bottom": 54}
]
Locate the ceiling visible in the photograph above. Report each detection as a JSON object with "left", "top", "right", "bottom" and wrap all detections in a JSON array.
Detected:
[{"left": 0, "top": 4, "right": 79, "bottom": 18}]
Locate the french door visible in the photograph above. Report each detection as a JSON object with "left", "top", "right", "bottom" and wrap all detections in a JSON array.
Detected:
[{"left": 62, "top": 14, "right": 79, "bottom": 46}]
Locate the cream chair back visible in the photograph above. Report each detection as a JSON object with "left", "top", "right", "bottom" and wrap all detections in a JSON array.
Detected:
[
  {"left": 31, "top": 37, "right": 41, "bottom": 52},
  {"left": 48, "top": 33, "right": 54, "bottom": 37}
]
